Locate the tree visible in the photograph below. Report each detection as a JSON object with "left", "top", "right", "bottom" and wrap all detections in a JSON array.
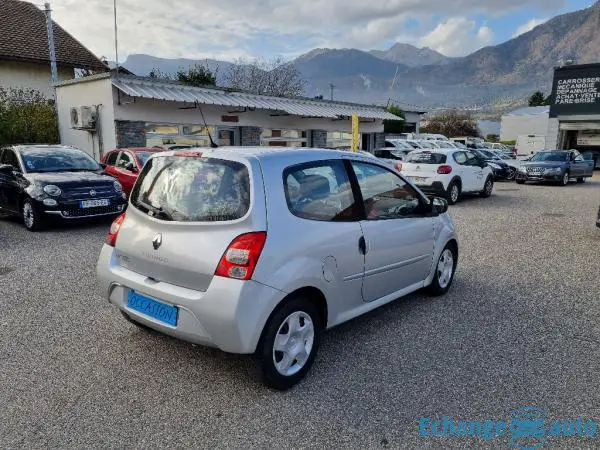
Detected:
[
  {"left": 148, "top": 63, "right": 217, "bottom": 87},
  {"left": 225, "top": 56, "right": 305, "bottom": 97},
  {"left": 528, "top": 91, "right": 546, "bottom": 107},
  {"left": 0, "top": 88, "right": 59, "bottom": 146},
  {"left": 384, "top": 104, "right": 406, "bottom": 133},
  {"left": 420, "top": 109, "right": 478, "bottom": 138}
]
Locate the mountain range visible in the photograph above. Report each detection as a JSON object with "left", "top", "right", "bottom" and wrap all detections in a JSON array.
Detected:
[{"left": 121, "top": 2, "right": 600, "bottom": 113}]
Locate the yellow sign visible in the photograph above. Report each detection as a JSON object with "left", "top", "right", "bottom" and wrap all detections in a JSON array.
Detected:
[{"left": 351, "top": 113, "right": 359, "bottom": 152}]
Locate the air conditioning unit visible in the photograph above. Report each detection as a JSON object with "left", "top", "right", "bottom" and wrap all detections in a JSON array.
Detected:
[{"left": 70, "top": 106, "right": 96, "bottom": 130}]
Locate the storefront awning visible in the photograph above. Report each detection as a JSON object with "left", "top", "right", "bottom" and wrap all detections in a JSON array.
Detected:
[
  {"left": 112, "top": 76, "right": 400, "bottom": 121},
  {"left": 559, "top": 122, "right": 600, "bottom": 131}
]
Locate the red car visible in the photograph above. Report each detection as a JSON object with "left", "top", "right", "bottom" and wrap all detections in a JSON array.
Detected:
[{"left": 101, "top": 148, "right": 163, "bottom": 196}]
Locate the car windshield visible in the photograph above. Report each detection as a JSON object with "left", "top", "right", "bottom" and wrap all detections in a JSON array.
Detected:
[
  {"left": 131, "top": 155, "right": 251, "bottom": 222},
  {"left": 530, "top": 152, "right": 569, "bottom": 162},
  {"left": 20, "top": 147, "right": 100, "bottom": 173},
  {"left": 405, "top": 152, "right": 447, "bottom": 164}
]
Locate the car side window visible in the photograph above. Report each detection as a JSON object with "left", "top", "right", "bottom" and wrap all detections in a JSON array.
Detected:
[
  {"left": 1, "top": 149, "right": 21, "bottom": 171},
  {"left": 116, "top": 151, "right": 132, "bottom": 169},
  {"left": 284, "top": 160, "right": 359, "bottom": 222},
  {"left": 464, "top": 151, "right": 480, "bottom": 166},
  {"left": 351, "top": 162, "right": 422, "bottom": 220},
  {"left": 453, "top": 152, "right": 467, "bottom": 165},
  {"left": 106, "top": 151, "right": 119, "bottom": 166}
]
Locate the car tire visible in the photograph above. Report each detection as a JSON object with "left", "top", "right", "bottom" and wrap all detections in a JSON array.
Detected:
[
  {"left": 446, "top": 181, "right": 460, "bottom": 205},
  {"left": 22, "top": 198, "right": 46, "bottom": 231},
  {"left": 480, "top": 176, "right": 494, "bottom": 198},
  {"left": 426, "top": 243, "right": 457, "bottom": 296},
  {"left": 577, "top": 177, "right": 586, "bottom": 184},
  {"left": 516, "top": 179, "right": 525, "bottom": 185},
  {"left": 561, "top": 171, "right": 570, "bottom": 186},
  {"left": 258, "top": 296, "right": 322, "bottom": 391},
  {"left": 506, "top": 168, "right": 516, "bottom": 180}
]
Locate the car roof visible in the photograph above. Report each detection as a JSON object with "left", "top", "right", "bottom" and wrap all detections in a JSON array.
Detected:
[
  {"left": 114, "top": 147, "right": 165, "bottom": 153},
  {"left": 10, "top": 145, "right": 84, "bottom": 153},
  {"left": 408, "top": 148, "right": 457, "bottom": 155},
  {"left": 154, "top": 146, "right": 378, "bottom": 163}
]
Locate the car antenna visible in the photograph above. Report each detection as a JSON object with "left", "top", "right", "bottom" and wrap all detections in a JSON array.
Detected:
[{"left": 198, "top": 104, "right": 218, "bottom": 148}]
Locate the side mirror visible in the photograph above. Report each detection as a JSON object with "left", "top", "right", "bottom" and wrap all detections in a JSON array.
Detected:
[
  {"left": 428, "top": 196, "right": 449, "bottom": 215},
  {"left": 0, "top": 164, "right": 16, "bottom": 177},
  {"left": 125, "top": 162, "right": 138, "bottom": 173}
]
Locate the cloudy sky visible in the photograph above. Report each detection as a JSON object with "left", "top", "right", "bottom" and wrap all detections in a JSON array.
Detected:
[{"left": 49, "top": 0, "right": 593, "bottom": 61}]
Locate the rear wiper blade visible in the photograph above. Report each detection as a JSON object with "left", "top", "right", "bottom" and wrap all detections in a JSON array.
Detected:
[{"left": 137, "top": 201, "right": 174, "bottom": 221}]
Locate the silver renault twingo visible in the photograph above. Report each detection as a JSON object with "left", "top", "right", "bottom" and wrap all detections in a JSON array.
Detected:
[{"left": 97, "top": 147, "right": 458, "bottom": 390}]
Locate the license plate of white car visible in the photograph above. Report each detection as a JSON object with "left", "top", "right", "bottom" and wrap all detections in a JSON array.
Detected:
[
  {"left": 410, "top": 177, "right": 427, "bottom": 183},
  {"left": 80, "top": 199, "right": 110, "bottom": 208}
]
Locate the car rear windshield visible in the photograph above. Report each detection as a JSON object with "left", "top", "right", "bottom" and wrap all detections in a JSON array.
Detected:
[
  {"left": 20, "top": 147, "right": 100, "bottom": 173},
  {"left": 405, "top": 152, "right": 447, "bottom": 164},
  {"left": 130, "top": 156, "right": 251, "bottom": 222}
]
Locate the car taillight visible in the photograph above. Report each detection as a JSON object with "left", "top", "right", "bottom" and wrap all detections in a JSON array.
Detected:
[
  {"left": 106, "top": 213, "right": 125, "bottom": 247},
  {"left": 215, "top": 232, "right": 267, "bottom": 281},
  {"left": 437, "top": 164, "right": 453, "bottom": 174},
  {"left": 395, "top": 162, "right": 402, "bottom": 171}
]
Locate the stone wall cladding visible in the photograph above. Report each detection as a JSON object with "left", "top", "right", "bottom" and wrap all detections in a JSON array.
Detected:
[
  {"left": 240, "top": 126, "right": 261, "bottom": 146},
  {"left": 310, "top": 129, "right": 328, "bottom": 148},
  {"left": 115, "top": 121, "right": 146, "bottom": 148},
  {"left": 375, "top": 133, "right": 386, "bottom": 148}
]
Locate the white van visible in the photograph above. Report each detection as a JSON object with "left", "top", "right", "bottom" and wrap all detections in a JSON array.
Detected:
[{"left": 515, "top": 135, "right": 546, "bottom": 157}]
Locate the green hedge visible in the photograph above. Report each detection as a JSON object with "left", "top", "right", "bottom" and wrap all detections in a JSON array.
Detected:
[{"left": 0, "top": 88, "right": 59, "bottom": 146}]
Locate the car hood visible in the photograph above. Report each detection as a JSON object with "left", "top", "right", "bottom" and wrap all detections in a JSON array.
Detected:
[
  {"left": 522, "top": 161, "right": 567, "bottom": 168},
  {"left": 25, "top": 171, "right": 115, "bottom": 186}
]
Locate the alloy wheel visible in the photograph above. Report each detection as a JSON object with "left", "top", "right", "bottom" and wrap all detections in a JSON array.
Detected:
[
  {"left": 450, "top": 185, "right": 459, "bottom": 203},
  {"left": 272, "top": 311, "right": 315, "bottom": 376},
  {"left": 563, "top": 172, "right": 569, "bottom": 186},
  {"left": 437, "top": 249, "right": 454, "bottom": 289},
  {"left": 485, "top": 179, "right": 493, "bottom": 196},
  {"left": 23, "top": 202, "right": 35, "bottom": 229}
]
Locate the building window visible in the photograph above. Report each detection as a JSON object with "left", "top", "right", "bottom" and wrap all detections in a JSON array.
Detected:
[
  {"left": 327, "top": 131, "right": 352, "bottom": 149},
  {"left": 261, "top": 129, "right": 307, "bottom": 147},
  {"left": 146, "top": 123, "right": 217, "bottom": 147}
]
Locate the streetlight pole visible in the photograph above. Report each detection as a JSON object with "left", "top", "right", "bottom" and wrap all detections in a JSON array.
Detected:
[{"left": 113, "top": 0, "right": 119, "bottom": 80}]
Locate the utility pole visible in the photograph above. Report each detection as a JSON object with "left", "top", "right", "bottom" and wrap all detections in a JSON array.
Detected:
[
  {"left": 43, "top": 3, "right": 58, "bottom": 85},
  {"left": 329, "top": 83, "right": 335, "bottom": 101},
  {"left": 113, "top": 0, "right": 119, "bottom": 81}
]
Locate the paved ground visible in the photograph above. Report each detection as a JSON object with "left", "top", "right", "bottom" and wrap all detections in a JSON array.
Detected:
[{"left": 2, "top": 176, "right": 600, "bottom": 449}]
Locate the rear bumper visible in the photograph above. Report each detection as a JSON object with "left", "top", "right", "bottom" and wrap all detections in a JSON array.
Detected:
[
  {"left": 96, "top": 244, "right": 285, "bottom": 354},
  {"left": 413, "top": 181, "right": 447, "bottom": 197}
]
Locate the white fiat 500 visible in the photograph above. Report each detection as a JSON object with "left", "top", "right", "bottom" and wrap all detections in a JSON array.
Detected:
[
  {"left": 400, "top": 149, "right": 495, "bottom": 205},
  {"left": 97, "top": 148, "right": 458, "bottom": 389}
]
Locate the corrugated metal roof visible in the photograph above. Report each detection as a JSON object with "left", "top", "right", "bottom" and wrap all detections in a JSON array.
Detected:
[
  {"left": 112, "top": 76, "right": 399, "bottom": 121},
  {"left": 505, "top": 106, "right": 550, "bottom": 117}
]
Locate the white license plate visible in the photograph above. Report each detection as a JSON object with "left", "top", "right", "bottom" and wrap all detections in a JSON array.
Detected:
[
  {"left": 80, "top": 199, "right": 110, "bottom": 208},
  {"left": 410, "top": 177, "right": 428, "bottom": 183}
]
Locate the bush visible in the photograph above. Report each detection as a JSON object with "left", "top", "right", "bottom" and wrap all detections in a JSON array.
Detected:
[{"left": 0, "top": 88, "right": 59, "bottom": 146}]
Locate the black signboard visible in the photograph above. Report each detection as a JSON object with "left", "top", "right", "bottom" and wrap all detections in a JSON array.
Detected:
[{"left": 549, "top": 63, "right": 600, "bottom": 117}]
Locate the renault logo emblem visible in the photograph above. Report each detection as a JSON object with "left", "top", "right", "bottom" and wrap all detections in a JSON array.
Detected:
[
  {"left": 152, "top": 233, "right": 162, "bottom": 250},
  {"left": 90, "top": 189, "right": 97, "bottom": 197}
]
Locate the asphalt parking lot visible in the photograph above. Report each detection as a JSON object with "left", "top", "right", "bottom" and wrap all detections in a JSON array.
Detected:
[{"left": 2, "top": 176, "right": 600, "bottom": 449}]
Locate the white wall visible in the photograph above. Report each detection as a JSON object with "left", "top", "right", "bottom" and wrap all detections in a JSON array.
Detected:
[
  {"left": 0, "top": 60, "right": 73, "bottom": 98},
  {"left": 55, "top": 77, "right": 116, "bottom": 159},
  {"left": 500, "top": 113, "right": 549, "bottom": 141},
  {"left": 113, "top": 94, "right": 384, "bottom": 134}
]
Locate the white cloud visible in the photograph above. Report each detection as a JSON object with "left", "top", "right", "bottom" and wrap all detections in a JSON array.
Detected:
[
  {"left": 47, "top": 0, "right": 562, "bottom": 61},
  {"left": 512, "top": 18, "right": 549, "bottom": 38},
  {"left": 419, "top": 18, "right": 495, "bottom": 57}
]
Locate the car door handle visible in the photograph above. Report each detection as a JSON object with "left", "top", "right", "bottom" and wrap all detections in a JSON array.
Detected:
[{"left": 358, "top": 236, "right": 367, "bottom": 255}]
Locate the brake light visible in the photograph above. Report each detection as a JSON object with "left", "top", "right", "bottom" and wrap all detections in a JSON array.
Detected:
[
  {"left": 395, "top": 162, "right": 402, "bottom": 171},
  {"left": 106, "top": 213, "right": 125, "bottom": 247},
  {"left": 215, "top": 232, "right": 267, "bottom": 280},
  {"left": 437, "top": 164, "right": 453, "bottom": 174}
]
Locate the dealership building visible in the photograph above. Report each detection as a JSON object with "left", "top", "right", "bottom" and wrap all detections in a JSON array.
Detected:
[
  {"left": 54, "top": 73, "right": 421, "bottom": 160},
  {"left": 546, "top": 62, "right": 600, "bottom": 163}
]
